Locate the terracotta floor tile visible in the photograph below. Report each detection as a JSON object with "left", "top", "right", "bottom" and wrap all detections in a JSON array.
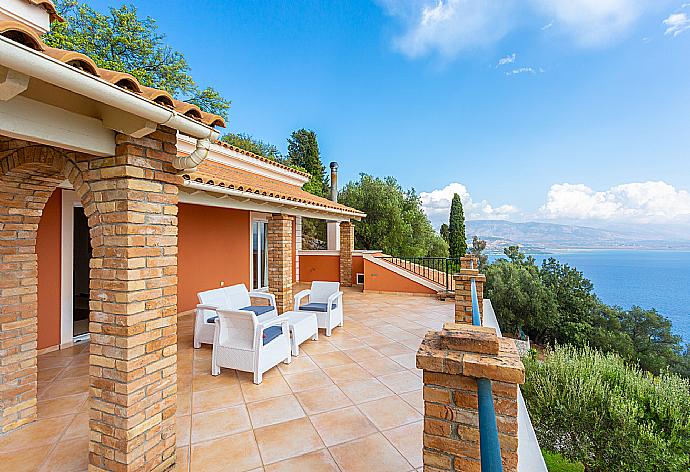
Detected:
[
  {"left": 177, "top": 391, "right": 192, "bottom": 416},
  {"left": 338, "top": 379, "right": 395, "bottom": 404},
  {"left": 389, "top": 353, "right": 418, "bottom": 370},
  {"left": 191, "top": 405, "right": 251, "bottom": 444},
  {"left": 37, "top": 392, "right": 88, "bottom": 419},
  {"left": 399, "top": 389, "right": 424, "bottom": 413},
  {"left": 294, "top": 386, "right": 353, "bottom": 415},
  {"left": 374, "top": 343, "right": 414, "bottom": 357},
  {"left": 311, "top": 406, "right": 377, "bottom": 446},
  {"left": 40, "top": 376, "right": 89, "bottom": 400},
  {"left": 37, "top": 366, "right": 64, "bottom": 383},
  {"left": 254, "top": 417, "right": 324, "bottom": 465},
  {"left": 247, "top": 394, "right": 305, "bottom": 428},
  {"left": 329, "top": 433, "right": 413, "bottom": 472},
  {"left": 299, "top": 340, "right": 338, "bottom": 355},
  {"left": 327, "top": 337, "right": 363, "bottom": 350},
  {"left": 190, "top": 430, "right": 262, "bottom": 472},
  {"left": 0, "top": 415, "right": 72, "bottom": 452},
  {"left": 383, "top": 421, "right": 423, "bottom": 468},
  {"left": 62, "top": 412, "right": 88, "bottom": 440},
  {"left": 358, "top": 396, "right": 422, "bottom": 431},
  {"left": 0, "top": 444, "right": 51, "bottom": 472},
  {"left": 277, "top": 355, "right": 318, "bottom": 375},
  {"left": 264, "top": 449, "right": 339, "bottom": 472},
  {"left": 342, "top": 346, "right": 382, "bottom": 362},
  {"left": 376, "top": 371, "right": 422, "bottom": 394},
  {"left": 310, "top": 351, "right": 352, "bottom": 369},
  {"left": 322, "top": 363, "right": 372, "bottom": 385},
  {"left": 283, "top": 370, "right": 334, "bottom": 392},
  {"left": 177, "top": 446, "right": 190, "bottom": 472},
  {"left": 60, "top": 364, "right": 89, "bottom": 379},
  {"left": 177, "top": 415, "right": 191, "bottom": 447},
  {"left": 39, "top": 436, "right": 89, "bottom": 472},
  {"left": 192, "top": 371, "right": 239, "bottom": 392},
  {"left": 358, "top": 357, "right": 407, "bottom": 377},
  {"left": 37, "top": 356, "right": 72, "bottom": 370},
  {"left": 192, "top": 384, "right": 244, "bottom": 413},
  {"left": 240, "top": 374, "right": 292, "bottom": 403}
]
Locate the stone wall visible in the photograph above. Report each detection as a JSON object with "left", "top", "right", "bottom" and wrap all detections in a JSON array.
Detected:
[
  {"left": 339, "top": 221, "right": 353, "bottom": 287},
  {"left": 268, "top": 214, "right": 293, "bottom": 313}
]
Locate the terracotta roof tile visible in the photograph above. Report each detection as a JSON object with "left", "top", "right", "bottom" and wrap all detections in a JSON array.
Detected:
[
  {"left": 28, "top": 0, "right": 64, "bottom": 23},
  {"left": 0, "top": 20, "right": 226, "bottom": 129},
  {"left": 213, "top": 140, "right": 311, "bottom": 178},
  {"left": 184, "top": 160, "right": 364, "bottom": 217}
]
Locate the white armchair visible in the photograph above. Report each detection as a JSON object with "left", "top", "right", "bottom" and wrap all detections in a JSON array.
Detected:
[
  {"left": 294, "top": 281, "right": 344, "bottom": 336},
  {"left": 195, "top": 284, "right": 278, "bottom": 348},
  {"left": 211, "top": 309, "right": 291, "bottom": 384}
]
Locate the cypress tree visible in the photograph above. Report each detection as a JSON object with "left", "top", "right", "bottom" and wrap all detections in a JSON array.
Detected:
[
  {"left": 448, "top": 193, "right": 467, "bottom": 258},
  {"left": 440, "top": 223, "right": 449, "bottom": 242}
]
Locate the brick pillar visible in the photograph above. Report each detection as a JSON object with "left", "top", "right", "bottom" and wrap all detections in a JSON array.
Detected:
[
  {"left": 417, "top": 323, "right": 524, "bottom": 472},
  {"left": 0, "top": 141, "right": 65, "bottom": 433},
  {"left": 268, "top": 214, "right": 293, "bottom": 314},
  {"left": 454, "top": 269, "right": 485, "bottom": 324},
  {"left": 339, "top": 221, "right": 353, "bottom": 287},
  {"left": 79, "top": 127, "right": 180, "bottom": 471},
  {"left": 459, "top": 255, "right": 477, "bottom": 270}
]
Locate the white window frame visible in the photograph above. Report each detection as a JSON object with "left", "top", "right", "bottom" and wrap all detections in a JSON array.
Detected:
[{"left": 250, "top": 213, "right": 270, "bottom": 291}]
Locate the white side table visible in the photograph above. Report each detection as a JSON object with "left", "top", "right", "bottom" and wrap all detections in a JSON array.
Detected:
[{"left": 282, "top": 311, "right": 318, "bottom": 356}]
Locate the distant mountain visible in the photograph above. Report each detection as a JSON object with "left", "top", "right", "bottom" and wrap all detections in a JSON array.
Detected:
[{"left": 465, "top": 220, "right": 690, "bottom": 252}]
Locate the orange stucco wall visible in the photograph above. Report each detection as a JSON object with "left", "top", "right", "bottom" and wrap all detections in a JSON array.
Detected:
[
  {"left": 37, "top": 189, "right": 62, "bottom": 350},
  {"left": 352, "top": 255, "right": 364, "bottom": 285},
  {"left": 177, "top": 203, "right": 251, "bottom": 312},
  {"left": 363, "top": 258, "right": 437, "bottom": 295},
  {"left": 299, "top": 254, "right": 340, "bottom": 283}
]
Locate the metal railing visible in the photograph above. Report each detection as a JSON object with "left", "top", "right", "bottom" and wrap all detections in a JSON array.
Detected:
[
  {"left": 471, "top": 274, "right": 504, "bottom": 472},
  {"left": 377, "top": 256, "right": 461, "bottom": 292}
]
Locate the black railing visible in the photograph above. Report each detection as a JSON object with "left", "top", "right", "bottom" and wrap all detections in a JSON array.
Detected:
[{"left": 377, "top": 256, "right": 461, "bottom": 292}]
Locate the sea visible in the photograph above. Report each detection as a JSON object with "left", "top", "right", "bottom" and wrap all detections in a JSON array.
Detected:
[{"left": 488, "top": 250, "right": 690, "bottom": 343}]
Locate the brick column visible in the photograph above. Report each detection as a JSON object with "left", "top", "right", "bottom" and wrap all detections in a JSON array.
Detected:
[
  {"left": 459, "top": 255, "right": 477, "bottom": 270},
  {"left": 417, "top": 323, "right": 524, "bottom": 472},
  {"left": 339, "top": 221, "right": 353, "bottom": 287},
  {"left": 454, "top": 269, "right": 485, "bottom": 324},
  {"left": 79, "top": 127, "right": 180, "bottom": 471},
  {"left": 268, "top": 214, "right": 293, "bottom": 314}
]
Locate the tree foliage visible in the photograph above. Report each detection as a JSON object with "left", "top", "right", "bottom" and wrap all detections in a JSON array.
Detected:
[
  {"left": 338, "top": 174, "right": 449, "bottom": 257},
  {"left": 448, "top": 193, "right": 467, "bottom": 258},
  {"left": 440, "top": 223, "right": 449, "bottom": 242},
  {"left": 286, "top": 129, "right": 327, "bottom": 197},
  {"left": 221, "top": 133, "right": 283, "bottom": 161},
  {"left": 45, "top": 0, "right": 230, "bottom": 118},
  {"left": 485, "top": 246, "right": 690, "bottom": 377},
  {"left": 469, "top": 236, "right": 488, "bottom": 270},
  {"left": 523, "top": 345, "right": 690, "bottom": 472}
]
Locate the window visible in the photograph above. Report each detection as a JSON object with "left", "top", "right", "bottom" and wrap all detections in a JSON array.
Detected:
[
  {"left": 252, "top": 219, "right": 269, "bottom": 290},
  {"left": 356, "top": 273, "right": 365, "bottom": 285}
]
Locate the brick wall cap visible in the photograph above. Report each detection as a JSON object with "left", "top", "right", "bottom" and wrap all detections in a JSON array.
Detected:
[{"left": 440, "top": 323, "right": 499, "bottom": 355}]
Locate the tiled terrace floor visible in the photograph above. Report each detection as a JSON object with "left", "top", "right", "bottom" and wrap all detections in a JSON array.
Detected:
[{"left": 0, "top": 288, "right": 455, "bottom": 471}]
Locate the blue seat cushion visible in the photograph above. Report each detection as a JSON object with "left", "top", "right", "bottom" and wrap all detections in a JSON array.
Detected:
[
  {"left": 262, "top": 326, "right": 283, "bottom": 345},
  {"left": 299, "top": 302, "right": 337, "bottom": 312},
  {"left": 206, "top": 305, "right": 274, "bottom": 323}
]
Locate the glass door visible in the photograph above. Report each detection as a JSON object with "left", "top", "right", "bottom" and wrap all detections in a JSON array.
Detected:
[{"left": 252, "top": 220, "right": 269, "bottom": 290}]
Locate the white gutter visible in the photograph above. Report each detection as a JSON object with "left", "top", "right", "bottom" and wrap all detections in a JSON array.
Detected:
[
  {"left": 0, "top": 36, "right": 219, "bottom": 161},
  {"left": 184, "top": 179, "right": 365, "bottom": 219}
]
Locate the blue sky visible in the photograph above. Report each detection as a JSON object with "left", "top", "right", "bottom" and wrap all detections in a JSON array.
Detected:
[{"left": 88, "top": 0, "right": 690, "bottom": 229}]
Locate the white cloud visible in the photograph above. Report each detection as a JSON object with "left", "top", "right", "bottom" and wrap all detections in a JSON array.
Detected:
[
  {"left": 531, "top": 0, "right": 654, "bottom": 46},
  {"left": 376, "top": 0, "right": 516, "bottom": 59},
  {"left": 378, "top": 0, "right": 655, "bottom": 59},
  {"left": 497, "top": 53, "right": 516, "bottom": 66},
  {"left": 539, "top": 181, "right": 690, "bottom": 223},
  {"left": 506, "top": 66, "right": 535, "bottom": 76},
  {"left": 420, "top": 183, "right": 519, "bottom": 228},
  {"left": 664, "top": 12, "right": 690, "bottom": 36},
  {"left": 541, "top": 21, "right": 554, "bottom": 30}
]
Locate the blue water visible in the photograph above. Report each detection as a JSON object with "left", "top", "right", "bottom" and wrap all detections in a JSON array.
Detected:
[{"left": 488, "top": 250, "right": 690, "bottom": 343}]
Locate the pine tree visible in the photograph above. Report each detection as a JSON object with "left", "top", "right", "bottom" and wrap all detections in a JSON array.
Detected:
[
  {"left": 287, "top": 129, "right": 327, "bottom": 197},
  {"left": 448, "top": 193, "right": 467, "bottom": 258},
  {"left": 440, "top": 223, "right": 449, "bottom": 242}
]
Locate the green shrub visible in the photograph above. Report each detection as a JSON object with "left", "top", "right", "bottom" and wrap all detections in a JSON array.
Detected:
[
  {"left": 523, "top": 345, "right": 690, "bottom": 472},
  {"left": 542, "top": 450, "right": 584, "bottom": 472}
]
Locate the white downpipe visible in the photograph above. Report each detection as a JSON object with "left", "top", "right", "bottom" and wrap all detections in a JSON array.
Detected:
[
  {"left": 0, "top": 36, "right": 217, "bottom": 140},
  {"left": 173, "top": 136, "right": 212, "bottom": 171}
]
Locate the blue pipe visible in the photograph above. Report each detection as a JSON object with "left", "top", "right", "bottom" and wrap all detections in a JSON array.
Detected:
[
  {"left": 471, "top": 277, "right": 481, "bottom": 327},
  {"left": 477, "top": 378, "right": 504, "bottom": 471}
]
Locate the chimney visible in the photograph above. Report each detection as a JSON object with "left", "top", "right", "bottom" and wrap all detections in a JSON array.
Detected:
[{"left": 329, "top": 161, "right": 339, "bottom": 202}]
